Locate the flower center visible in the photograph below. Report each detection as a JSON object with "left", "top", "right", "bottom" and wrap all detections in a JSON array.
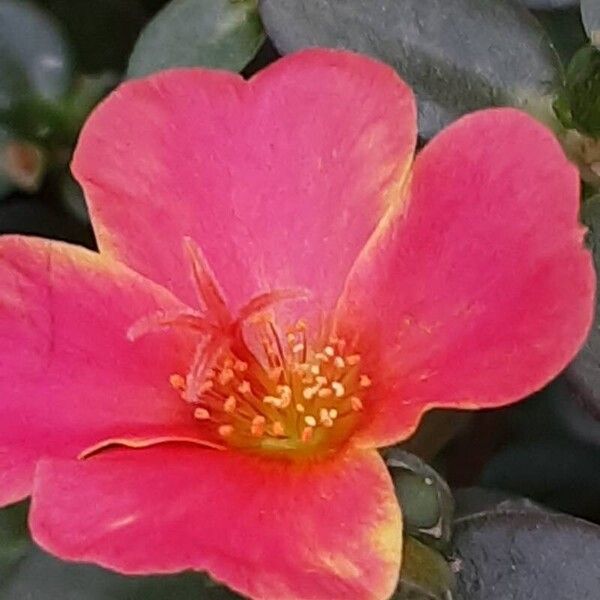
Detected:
[
  {"left": 170, "top": 320, "right": 371, "bottom": 457},
  {"left": 129, "top": 237, "right": 372, "bottom": 459}
]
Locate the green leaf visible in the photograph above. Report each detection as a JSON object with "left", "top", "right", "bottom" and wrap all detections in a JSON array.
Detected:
[
  {"left": 0, "top": 502, "right": 242, "bottom": 599},
  {"left": 0, "top": 125, "right": 13, "bottom": 198},
  {"left": 555, "top": 45, "right": 600, "bottom": 137},
  {"left": 582, "top": 0, "right": 600, "bottom": 45},
  {"left": 0, "top": 0, "right": 72, "bottom": 105},
  {"left": 127, "top": 0, "right": 265, "bottom": 79},
  {"left": 386, "top": 449, "right": 454, "bottom": 550},
  {"left": 394, "top": 537, "right": 455, "bottom": 599},
  {"left": 565, "top": 194, "right": 600, "bottom": 437},
  {"left": 452, "top": 509, "right": 600, "bottom": 599},
  {"left": 0, "top": 501, "right": 30, "bottom": 581},
  {"left": 259, "top": 0, "right": 562, "bottom": 138},
  {"left": 520, "top": 0, "right": 578, "bottom": 8},
  {"left": 37, "top": 0, "right": 146, "bottom": 73},
  {"left": 533, "top": 6, "right": 588, "bottom": 66},
  {"left": 1, "top": 547, "right": 242, "bottom": 599}
]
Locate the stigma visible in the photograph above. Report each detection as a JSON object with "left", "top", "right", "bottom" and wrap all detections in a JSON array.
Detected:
[{"left": 170, "top": 320, "right": 372, "bottom": 457}]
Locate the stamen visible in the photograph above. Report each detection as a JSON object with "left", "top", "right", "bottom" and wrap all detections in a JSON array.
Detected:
[
  {"left": 304, "top": 415, "right": 317, "bottom": 427},
  {"left": 331, "top": 381, "right": 346, "bottom": 398},
  {"left": 359, "top": 375, "right": 372, "bottom": 389},
  {"left": 194, "top": 408, "right": 211, "bottom": 420},
  {"left": 224, "top": 396, "right": 237, "bottom": 413}
]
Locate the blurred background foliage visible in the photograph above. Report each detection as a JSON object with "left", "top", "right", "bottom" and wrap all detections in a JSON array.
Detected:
[{"left": 1, "top": 0, "right": 600, "bottom": 598}]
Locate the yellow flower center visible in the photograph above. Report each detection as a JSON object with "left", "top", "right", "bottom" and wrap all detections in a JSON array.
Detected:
[
  {"left": 170, "top": 319, "right": 371, "bottom": 458},
  {"left": 129, "top": 238, "right": 372, "bottom": 460}
]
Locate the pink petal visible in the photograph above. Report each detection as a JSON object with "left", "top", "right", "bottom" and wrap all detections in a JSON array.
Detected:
[
  {"left": 31, "top": 445, "right": 402, "bottom": 600},
  {"left": 72, "top": 49, "right": 416, "bottom": 321},
  {"left": 0, "top": 236, "right": 201, "bottom": 506},
  {"left": 336, "top": 109, "right": 595, "bottom": 447}
]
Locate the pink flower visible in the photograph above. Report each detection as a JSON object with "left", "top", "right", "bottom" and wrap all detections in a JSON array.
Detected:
[{"left": 0, "top": 49, "right": 594, "bottom": 600}]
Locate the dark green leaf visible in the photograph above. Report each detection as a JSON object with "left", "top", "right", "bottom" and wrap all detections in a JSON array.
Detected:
[
  {"left": 480, "top": 441, "right": 600, "bottom": 521},
  {"left": 520, "top": 0, "right": 579, "bottom": 8},
  {"left": 0, "top": 126, "right": 13, "bottom": 197},
  {"left": 534, "top": 7, "right": 588, "bottom": 65},
  {"left": 565, "top": 194, "right": 600, "bottom": 438},
  {"left": 394, "top": 537, "right": 455, "bottom": 599},
  {"left": 127, "top": 0, "right": 265, "bottom": 79},
  {"left": 0, "top": 0, "right": 72, "bottom": 105},
  {"left": 453, "top": 487, "right": 547, "bottom": 520},
  {"left": 37, "top": 0, "right": 146, "bottom": 73},
  {"left": 0, "top": 501, "right": 30, "bottom": 581},
  {"left": 555, "top": 45, "right": 600, "bottom": 137},
  {"left": 582, "top": 0, "right": 600, "bottom": 44},
  {"left": 386, "top": 449, "right": 454, "bottom": 550},
  {"left": 1, "top": 546, "right": 241, "bottom": 599},
  {"left": 259, "top": 0, "right": 562, "bottom": 138},
  {"left": 452, "top": 510, "right": 600, "bottom": 599}
]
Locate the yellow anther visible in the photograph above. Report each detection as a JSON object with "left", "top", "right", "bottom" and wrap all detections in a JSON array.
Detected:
[
  {"left": 263, "top": 395, "right": 280, "bottom": 406},
  {"left": 234, "top": 360, "right": 248, "bottom": 372},
  {"left": 199, "top": 380, "right": 214, "bottom": 393},
  {"left": 169, "top": 374, "right": 185, "bottom": 391},
  {"left": 331, "top": 381, "right": 346, "bottom": 398},
  {"left": 346, "top": 354, "right": 361, "bottom": 366},
  {"left": 251, "top": 415, "right": 266, "bottom": 437},
  {"left": 272, "top": 421, "right": 285, "bottom": 436},
  {"left": 359, "top": 375, "right": 372, "bottom": 389},
  {"left": 238, "top": 381, "right": 251, "bottom": 394},
  {"left": 324, "top": 346, "right": 335, "bottom": 357},
  {"left": 315, "top": 352, "right": 328, "bottom": 362},
  {"left": 315, "top": 375, "right": 327, "bottom": 386},
  {"left": 223, "top": 396, "right": 237, "bottom": 413},
  {"left": 194, "top": 407, "right": 211, "bottom": 420},
  {"left": 329, "top": 408, "right": 338, "bottom": 419},
  {"left": 292, "top": 343, "right": 305, "bottom": 354},
  {"left": 218, "top": 368, "right": 234, "bottom": 386},
  {"left": 302, "top": 388, "right": 315, "bottom": 400},
  {"left": 318, "top": 388, "right": 333, "bottom": 398},
  {"left": 334, "top": 356, "right": 346, "bottom": 369},
  {"left": 304, "top": 415, "right": 317, "bottom": 427},
  {"left": 350, "top": 396, "right": 363, "bottom": 411},
  {"left": 319, "top": 408, "right": 329, "bottom": 421},
  {"left": 310, "top": 364, "right": 320, "bottom": 375},
  {"left": 286, "top": 332, "right": 297, "bottom": 343},
  {"left": 218, "top": 424, "right": 234, "bottom": 437},
  {"left": 296, "top": 403, "right": 305, "bottom": 413}
]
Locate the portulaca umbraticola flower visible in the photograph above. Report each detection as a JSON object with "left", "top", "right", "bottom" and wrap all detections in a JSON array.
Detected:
[{"left": 0, "top": 49, "right": 594, "bottom": 600}]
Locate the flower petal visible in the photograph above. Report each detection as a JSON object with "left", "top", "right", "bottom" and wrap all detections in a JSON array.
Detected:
[
  {"left": 336, "top": 109, "right": 595, "bottom": 447},
  {"left": 0, "top": 236, "right": 200, "bottom": 506},
  {"left": 72, "top": 49, "right": 416, "bottom": 315},
  {"left": 31, "top": 445, "right": 402, "bottom": 600}
]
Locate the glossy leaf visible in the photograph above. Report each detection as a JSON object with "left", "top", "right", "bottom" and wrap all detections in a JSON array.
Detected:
[
  {"left": 0, "top": 502, "right": 241, "bottom": 599},
  {"left": 582, "top": 0, "right": 600, "bottom": 44},
  {"left": 0, "top": 126, "right": 12, "bottom": 197},
  {"left": 127, "top": 0, "right": 265, "bottom": 79},
  {"left": 534, "top": 7, "right": 588, "bottom": 65},
  {"left": 452, "top": 509, "right": 600, "bottom": 599},
  {"left": 566, "top": 194, "right": 600, "bottom": 433},
  {"left": 453, "top": 487, "right": 546, "bottom": 520},
  {"left": 38, "top": 0, "right": 146, "bottom": 73},
  {"left": 0, "top": 501, "right": 30, "bottom": 581},
  {"left": 480, "top": 441, "right": 600, "bottom": 521},
  {"left": 259, "top": 0, "right": 562, "bottom": 137},
  {"left": 555, "top": 45, "right": 600, "bottom": 137},
  {"left": 394, "top": 537, "right": 455, "bottom": 600},
  {"left": 0, "top": 0, "right": 72, "bottom": 106},
  {"left": 520, "top": 0, "right": 579, "bottom": 8},
  {"left": 386, "top": 449, "right": 454, "bottom": 550}
]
